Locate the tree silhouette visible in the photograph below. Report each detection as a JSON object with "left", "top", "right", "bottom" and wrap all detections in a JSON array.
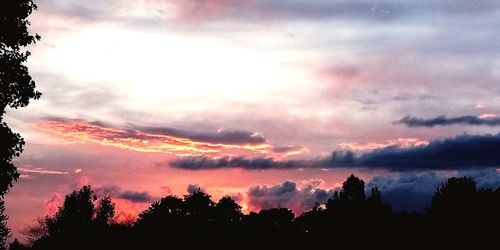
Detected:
[
  {"left": 19, "top": 175, "right": 500, "bottom": 249},
  {"left": 340, "top": 174, "right": 366, "bottom": 203},
  {"left": 95, "top": 197, "right": 115, "bottom": 225},
  {"left": 428, "top": 176, "right": 477, "bottom": 218},
  {"left": 45, "top": 186, "right": 96, "bottom": 235},
  {"left": 136, "top": 195, "right": 184, "bottom": 227},
  {"left": 182, "top": 190, "right": 215, "bottom": 224},
  {"left": 1, "top": 2, "right": 40, "bottom": 246},
  {"left": 0, "top": 0, "right": 41, "bottom": 197},
  {"left": 0, "top": 200, "right": 9, "bottom": 250},
  {"left": 215, "top": 196, "right": 243, "bottom": 225},
  {"left": 20, "top": 218, "right": 48, "bottom": 244},
  {"left": 7, "top": 239, "right": 27, "bottom": 250}
]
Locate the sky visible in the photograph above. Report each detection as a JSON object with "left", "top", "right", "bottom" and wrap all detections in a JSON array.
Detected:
[{"left": 4, "top": 0, "right": 500, "bottom": 241}]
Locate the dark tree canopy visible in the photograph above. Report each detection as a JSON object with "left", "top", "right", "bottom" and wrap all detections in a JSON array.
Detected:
[
  {"left": 215, "top": 196, "right": 243, "bottom": 224},
  {"left": 340, "top": 174, "right": 366, "bottom": 203},
  {"left": 429, "top": 176, "right": 478, "bottom": 218}
]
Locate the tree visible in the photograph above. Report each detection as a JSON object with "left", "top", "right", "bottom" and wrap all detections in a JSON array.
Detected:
[
  {"left": 182, "top": 191, "right": 215, "bottom": 224},
  {"left": 429, "top": 176, "right": 477, "bottom": 218},
  {"left": 340, "top": 174, "right": 366, "bottom": 203},
  {"left": 0, "top": 0, "right": 41, "bottom": 197},
  {"left": 136, "top": 195, "right": 184, "bottom": 226},
  {"left": 215, "top": 196, "right": 243, "bottom": 224},
  {"left": 95, "top": 197, "right": 115, "bottom": 225},
  {"left": 0, "top": 200, "right": 9, "bottom": 250},
  {"left": 1, "top": 2, "right": 40, "bottom": 244},
  {"left": 8, "top": 239, "right": 27, "bottom": 250},
  {"left": 45, "top": 186, "right": 96, "bottom": 235},
  {"left": 20, "top": 217, "right": 48, "bottom": 243}
]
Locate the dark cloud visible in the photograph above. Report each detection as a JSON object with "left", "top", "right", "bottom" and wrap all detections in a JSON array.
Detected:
[
  {"left": 397, "top": 115, "right": 500, "bottom": 127},
  {"left": 367, "top": 169, "right": 500, "bottom": 211},
  {"left": 367, "top": 172, "right": 446, "bottom": 211},
  {"left": 94, "top": 185, "right": 155, "bottom": 203},
  {"left": 118, "top": 191, "right": 154, "bottom": 203},
  {"left": 138, "top": 126, "right": 267, "bottom": 144},
  {"left": 328, "top": 133, "right": 500, "bottom": 170},
  {"left": 170, "top": 156, "right": 309, "bottom": 170},
  {"left": 187, "top": 184, "right": 206, "bottom": 194},
  {"left": 271, "top": 145, "right": 305, "bottom": 153},
  {"left": 247, "top": 180, "right": 336, "bottom": 214},
  {"left": 173, "top": 133, "right": 500, "bottom": 171}
]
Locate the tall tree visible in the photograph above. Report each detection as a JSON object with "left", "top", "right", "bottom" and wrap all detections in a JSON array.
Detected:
[
  {"left": 0, "top": 0, "right": 41, "bottom": 196},
  {"left": 1, "top": 1, "right": 40, "bottom": 247}
]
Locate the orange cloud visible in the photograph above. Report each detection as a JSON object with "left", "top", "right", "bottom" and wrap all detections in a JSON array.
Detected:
[
  {"left": 339, "top": 137, "right": 428, "bottom": 152},
  {"left": 36, "top": 118, "right": 273, "bottom": 157}
]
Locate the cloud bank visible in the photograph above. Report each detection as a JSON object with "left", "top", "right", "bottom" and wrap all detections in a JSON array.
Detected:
[
  {"left": 367, "top": 169, "right": 500, "bottom": 211},
  {"left": 397, "top": 115, "right": 500, "bottom": 127},
  {"left": 247, "top": 180, "right": 337, "bottom": 214},
  {"left": 173, "top": 133, "right": 500, "bottom": 171}
]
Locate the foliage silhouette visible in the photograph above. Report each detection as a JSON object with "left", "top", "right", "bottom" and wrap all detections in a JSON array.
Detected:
[
  {"left": 0, "top": 200, "right": 9, "bottom": 250},
  {"left": 94, "top": 197, "right": 115, "bottom": 226},
  {"left": 0, "top": 0, "right": 41, "bottom": 197},
  {"left": 17, "top": 174, "right": 500, "bottom": 249},
  {"left": 1, "top": 1, "right": 40, "bottom": 247}
]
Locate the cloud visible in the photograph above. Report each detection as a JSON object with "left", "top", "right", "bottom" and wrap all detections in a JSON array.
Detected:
[
  {"left": 328, "top": 133, "right": 500, "bottom": 170},
  {"left": 37, "top": 118, "right": 272, "bottom": 157},
  {"left": 271, "top": 145, "right": 308, "bottom": 157},
  {"left": 44, "top": 192, "right": 63, "bottom": 216},
  {"left": 167, "top": 0, "right": 430, "bottom": 23},
  {"left": 187, "top": 184, "right": 206, "bottom": 194},
  {"left": 35, "top": 0, "right": 500, "bottom": 32},
  {"left": 247, "top": 179, "right": 337, "bottom": 214},
  {"left": 139, "top": 126, "right": 266, "bottom": 145},
  {"left": 173, "top": 133, "right": 500, "bottom": 171},
  {"left": 160, "top": 186, "right": 172, "bottom": 195},
  {"left": 367, "top": 169, "right": 500, "bottom": 211},
  {"left": 170, "top": 156, "right": 309, "bottom": 170},
  {"left": 397, "top": 115, "right": 500, "bottom": 127},
  {"left": 94, "top": 185, "right": 156, "bottom": 203},
  {"left": 18, "top": 166, "right": 69, "bottom": 175},
  {"left": 339, "top": 138, "right": 428, "bottom": 152},
  {"left": 367, "top": 172, "right": 446, "bottom": 211},
  {"left": 118, "top": 191, "right": 154, "bottom": 203}
]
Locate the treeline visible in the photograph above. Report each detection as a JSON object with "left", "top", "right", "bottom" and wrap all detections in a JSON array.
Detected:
[{"left": 9, "top": 175, "right": 500, "bottom": 249}]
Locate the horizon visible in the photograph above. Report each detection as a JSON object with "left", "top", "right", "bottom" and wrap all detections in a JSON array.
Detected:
[{"left": 2, "top": 0, "right": 500, "bottom": 242}]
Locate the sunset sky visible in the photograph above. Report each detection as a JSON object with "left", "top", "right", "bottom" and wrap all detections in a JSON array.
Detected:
[{"left": 4, "top": 0, "right": 500, "bottom": 240}]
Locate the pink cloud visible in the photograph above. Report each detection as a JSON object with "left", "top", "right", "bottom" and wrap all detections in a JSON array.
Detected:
[
  {"left": 160, "top": 186, "right": 172, "bottom": 195},
  {"left": 158, "top": 0, "right": 253, "bottom": 23},
  {"left": 44, "top": 193, "right": 63, "bottom": 216}
]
